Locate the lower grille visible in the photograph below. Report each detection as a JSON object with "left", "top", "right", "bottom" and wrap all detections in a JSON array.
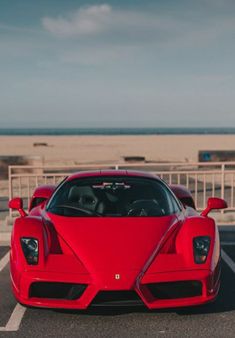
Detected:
[
  {"left": 147, "top": 281, "right": 202, "bottom": 299},
  {"left": 29, "top": 282, "right": 87, "bottom": 300},
  {"left": 92, "top": 291, "right": 144, "bottom": 306}
]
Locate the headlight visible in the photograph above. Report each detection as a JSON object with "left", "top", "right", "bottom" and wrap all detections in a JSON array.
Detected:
[
  {"left": 193, "top": 236, "right": 210, "bottom": 264},
  {"left": 21, "top": 238, "right": 39, "bottom": 265}
]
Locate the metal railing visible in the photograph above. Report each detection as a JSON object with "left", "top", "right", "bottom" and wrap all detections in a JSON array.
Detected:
[{"left": 7, "top": 162, "right": 235, "bottom": 216}]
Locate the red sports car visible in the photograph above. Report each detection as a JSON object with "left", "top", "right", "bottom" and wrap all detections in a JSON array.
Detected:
[{"left": 9, "top": 170, "right": 227, "bottom": 309}]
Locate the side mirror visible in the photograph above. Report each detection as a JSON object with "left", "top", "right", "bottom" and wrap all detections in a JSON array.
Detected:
[
  {"left": 8, "top": 197, "right": 27, "bottom": 217},
  {"left": 201, "top": 197, "right": 227, "bottom": 217}
]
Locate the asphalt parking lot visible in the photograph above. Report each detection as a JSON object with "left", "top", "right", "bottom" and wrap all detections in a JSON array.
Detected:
[{"left": 1, "top": 232, "right": 235, "bottom": 338}]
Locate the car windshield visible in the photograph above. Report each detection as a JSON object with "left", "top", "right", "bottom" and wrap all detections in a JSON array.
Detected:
[{"left": 47, "top": 176, "right": 180, "bottom": 217}]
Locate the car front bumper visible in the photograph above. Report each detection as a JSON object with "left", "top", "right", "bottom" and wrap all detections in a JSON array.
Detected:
[{"left": 11, "top": 265, "right": 220, "bottom": 309}]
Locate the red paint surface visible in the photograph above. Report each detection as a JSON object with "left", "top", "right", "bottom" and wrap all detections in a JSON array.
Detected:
[{"left": 10, "top": 170, "right": 223, "bottom": 309}]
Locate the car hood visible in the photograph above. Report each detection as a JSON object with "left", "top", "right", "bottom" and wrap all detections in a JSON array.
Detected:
[{"left": 47, "top": 213, "right": 178, "bottom": 274}]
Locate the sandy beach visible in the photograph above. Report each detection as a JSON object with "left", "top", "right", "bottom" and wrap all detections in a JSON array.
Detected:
[{"left": 0, "top": 134, "right": 235, "bottom": 166}]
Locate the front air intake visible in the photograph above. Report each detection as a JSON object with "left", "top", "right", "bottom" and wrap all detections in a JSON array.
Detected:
[
  {"left": 91, "top": 291, "right": 144, "bottom": 306},
  {"left": 29, "top": 282, "right": 87, "bottom": 300},
  {"left": 147, "top": 281, "right": 202, "bottom": 299}
]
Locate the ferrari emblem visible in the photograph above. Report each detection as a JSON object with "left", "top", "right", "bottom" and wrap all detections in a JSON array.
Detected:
[{"left": 115, "top": 274, "right": 120, "bottom": 280}]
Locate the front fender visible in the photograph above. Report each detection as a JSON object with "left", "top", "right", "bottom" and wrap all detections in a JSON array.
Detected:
[
  {"left": 11, "top": 216, "right": 49, "bottom": 271},
  {"left": 11, "top": 216, "right": 89, "bottom": 283},
  {"left": 143, "top": 215, "right": 219, "bottom": 276},
  {"left": 175, "top": 215, "right": 218, "bottom": 270}
]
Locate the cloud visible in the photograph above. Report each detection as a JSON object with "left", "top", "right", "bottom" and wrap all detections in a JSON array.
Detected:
[
  {"left": 42, "top": 3, "right": 235, "bottom": 45},
  {"left": 40, "top": 3, "right": 235, "bottom": 66},
  {"left": 42, "top": 4, "right": 177, "bottom": 40},
  {"left": 42, "top": 4, "right": 113, "bottom": 37}
]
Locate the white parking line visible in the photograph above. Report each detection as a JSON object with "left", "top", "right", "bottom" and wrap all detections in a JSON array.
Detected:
[
  {"left": 0, "top": 250, "right": 26, "bottom": 332},
  {"left": 221, "top": 249, "right": 235, "bottom": 274},
  {"left": 0, "top": 304, "right": 26, "bottom": 332},
  {"left": 0, "top": 251, "right": 9, "bottom": 272}
]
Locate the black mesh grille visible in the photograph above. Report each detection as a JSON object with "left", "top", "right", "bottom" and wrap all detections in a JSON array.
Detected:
[
  {"left": 147, "top": 281, "right": 202, "bottom": 299},
  {"left": 92, "top": 291, "right": 144, "bottom": 306},
  {"left": 29, "top": 282, "right": 87, "bottom": 300}
]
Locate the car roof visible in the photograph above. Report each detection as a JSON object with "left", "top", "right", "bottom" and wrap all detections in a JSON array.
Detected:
[{"left": 66, "top": 170, "right": 159, "bottom": 182}]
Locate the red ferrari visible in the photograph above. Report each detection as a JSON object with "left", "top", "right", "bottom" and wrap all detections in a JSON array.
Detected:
[{"left": 9, "top": 170, "right": 227, "bottom": 309}]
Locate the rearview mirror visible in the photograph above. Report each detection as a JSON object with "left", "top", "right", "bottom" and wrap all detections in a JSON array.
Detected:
[
  {"left": 8, "top": 197, "right": 27, "bottom": 217},
  {"left": 201, "top": 197, "right": 227, "bottom": 217}
]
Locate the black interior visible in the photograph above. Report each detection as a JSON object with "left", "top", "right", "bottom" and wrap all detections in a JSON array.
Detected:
[{"left": 47, "top": 176, "right": 181, "bottom": 217}]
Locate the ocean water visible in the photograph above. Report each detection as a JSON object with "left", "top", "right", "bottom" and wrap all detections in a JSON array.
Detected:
[{"left": 0, "top": 127, "right": 235, "bottom": 136}]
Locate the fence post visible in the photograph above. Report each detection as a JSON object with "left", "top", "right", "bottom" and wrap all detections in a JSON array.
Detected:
[
  {"left": 221, "top": 163, "right": 225, "bottom": 213},
  {"left": 8, "top": 166, "right": 13, "bottom": 218}
]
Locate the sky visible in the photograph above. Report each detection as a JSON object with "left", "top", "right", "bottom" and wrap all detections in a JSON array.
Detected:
[{"left": 0, "top": 0, "right": 235, "bottom": 128}]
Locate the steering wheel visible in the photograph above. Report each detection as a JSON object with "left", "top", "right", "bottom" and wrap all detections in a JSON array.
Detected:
[
  {"left": 127, "top": 207, "right": 148, "bottom": 216},
  {"left": 127, "top": 199, "right": 164, "bottom": 217}
]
